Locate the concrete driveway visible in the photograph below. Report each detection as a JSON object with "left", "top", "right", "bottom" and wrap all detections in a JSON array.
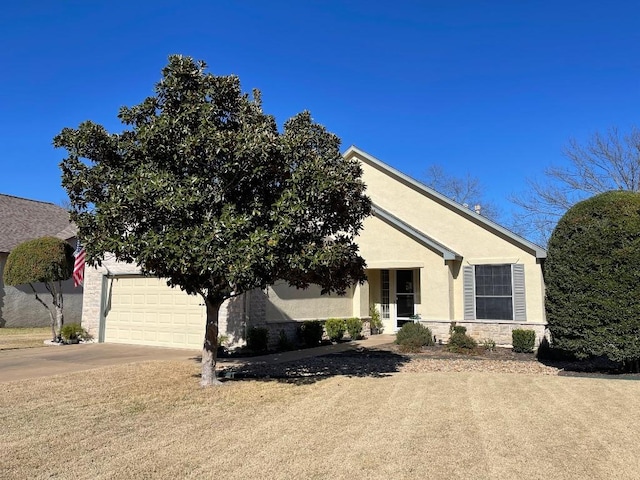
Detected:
[
  {"left": 0, "top": 335, "right": 396, "bottom": 383},
  {"left": 0, "top": 343, "right": 202, "bottom": 383}
]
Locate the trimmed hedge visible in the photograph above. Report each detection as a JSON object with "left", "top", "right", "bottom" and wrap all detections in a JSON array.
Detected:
[
  {"left": 345, "top": 317, "right": 363, "bottom": 340},
  {"left": 325, "top": 318, "right": 346, "bottom": 342},
  {"left": 3, "top": 236, "right": 74, "bottom": 286},
  {"left": 512, "top": 329, "right": 535, "bottom": 353},
  {"left": 246, "top": 327, "right": 269, "bottom": 352},
  {"left": 300, "top": 320, "right": 324, "bottom": 347},
  {"left": 544, "top": 191, "right": 640, "bottom": 369}
]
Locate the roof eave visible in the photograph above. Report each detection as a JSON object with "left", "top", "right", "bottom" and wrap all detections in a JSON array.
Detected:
[{"left": 344, "top": 145, "right": 547, "bottom": 259}]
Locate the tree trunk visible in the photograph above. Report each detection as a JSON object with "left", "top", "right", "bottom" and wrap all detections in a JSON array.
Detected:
[
  {"left": 201, "top": 296, "right": 224, "bottom": 387},
  {"left": 29, "top": 283, "right": 57, "bottom": 341},
  {"left": 54, "top": 290, "right": 64, "bottom": 339}
]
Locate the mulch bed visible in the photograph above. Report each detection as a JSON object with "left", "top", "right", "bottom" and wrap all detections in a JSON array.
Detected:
[{"left": 219, "top": 342, "right": 640, "bottom": 381}]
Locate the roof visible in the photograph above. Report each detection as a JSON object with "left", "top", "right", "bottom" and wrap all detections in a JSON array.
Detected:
[
  {"left": 343, "top": 146, "right": 547, "bottom": 259},
  {"left": 0, "top": 194, "right": 76, "bottom": 253},
  {"left": 372, "top": 204, "right": 461, "bottom": 261}
]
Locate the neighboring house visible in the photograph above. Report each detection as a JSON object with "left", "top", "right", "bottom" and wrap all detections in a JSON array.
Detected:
[
  {"left": 81, "top": 147, "right": 547, "bottom": 348},
  {"left": 0, "top": 194, "right": 83, "bottom": 328}
]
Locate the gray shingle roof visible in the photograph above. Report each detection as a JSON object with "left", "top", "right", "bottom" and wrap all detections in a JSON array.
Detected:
[{"left": 0, "top": 194, "right": 76, "bottom": 253}]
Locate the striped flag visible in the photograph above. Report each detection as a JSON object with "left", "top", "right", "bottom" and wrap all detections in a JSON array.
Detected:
[{"left": 73, "top": 242, "right": 86, "bottom": 287}]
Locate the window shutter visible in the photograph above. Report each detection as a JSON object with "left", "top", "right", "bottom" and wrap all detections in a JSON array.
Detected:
[
  {"left": 513, "top": 264, "right": 526, "bottom": 321},
  {"left": 463, "top": 265, "right": 475, "bottom": 320}
]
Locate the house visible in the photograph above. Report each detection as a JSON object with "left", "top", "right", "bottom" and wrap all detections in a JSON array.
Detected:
[
  {"left": 0, "top": 194, "right": 83, "bottom": 327},
  {"left": 81, "top": 147, "right": 547, "bottom": 348}
]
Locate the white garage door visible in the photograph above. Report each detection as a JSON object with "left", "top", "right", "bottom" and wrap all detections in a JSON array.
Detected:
[{"left": 105, "top": 276, "right": 205, "bottom": 349}]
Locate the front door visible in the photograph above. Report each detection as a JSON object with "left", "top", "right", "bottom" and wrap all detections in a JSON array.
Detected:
[{"left": 396, "top": 269, "right": 415, "bottom": 328}]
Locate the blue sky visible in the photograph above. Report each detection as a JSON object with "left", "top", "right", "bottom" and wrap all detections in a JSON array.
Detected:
[{"left": 2, "top": 1, "right": 639, "bottom": 216}]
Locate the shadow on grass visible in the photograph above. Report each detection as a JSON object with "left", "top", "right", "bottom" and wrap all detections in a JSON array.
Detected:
[{"left": 205, "top": 348, "right": 411, "bottom": 385}]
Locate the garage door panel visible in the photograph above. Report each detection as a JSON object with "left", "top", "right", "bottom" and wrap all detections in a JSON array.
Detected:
[{"left": 105, "top": 276, "right": 205, "bottom": 349}]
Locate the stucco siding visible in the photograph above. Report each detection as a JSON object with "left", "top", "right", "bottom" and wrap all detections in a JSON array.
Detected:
[
  {"left": 358, "top": 155, "right": 546, "bottom": 326},
  {"left": 264, "top": 281, "right": 353, "bottom": 322}
]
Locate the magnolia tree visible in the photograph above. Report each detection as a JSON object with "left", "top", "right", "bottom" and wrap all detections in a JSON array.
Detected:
[
  {"left": 55, "top": 55, "right": 371, "bottom": 386},
  {"left": 3, "top": 236, "right": 74, "bottom": 341}
]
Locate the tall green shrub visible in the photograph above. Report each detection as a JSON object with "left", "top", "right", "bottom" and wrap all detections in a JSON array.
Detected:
[{"left": 544, "top": 191, "right": 640, "bottom": 371}]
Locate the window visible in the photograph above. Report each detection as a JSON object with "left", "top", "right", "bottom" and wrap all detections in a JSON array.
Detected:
[
  {"left": 475, "top": 265, "right": 513, "bottom": 320},
  {"left": 381, "top": 269, "right": 390, "bottom": 319},
  {"left": 464, "top": 264, "right": 526, "bottom": 321}
]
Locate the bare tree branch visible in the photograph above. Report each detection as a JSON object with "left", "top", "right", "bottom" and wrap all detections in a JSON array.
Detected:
[
  {"left": 510, "top": 126, "right": 640, "bottom": 245},
  {"left": 423, "top": 164, "right": 502, "bottom": 222}
]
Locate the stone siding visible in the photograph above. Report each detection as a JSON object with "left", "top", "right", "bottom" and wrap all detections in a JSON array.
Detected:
[{"left": 418, "top": 320, "right": 547, "bottom": 347}]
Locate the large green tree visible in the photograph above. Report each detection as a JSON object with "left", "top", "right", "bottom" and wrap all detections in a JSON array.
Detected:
[
  {"left": 54, "top": 55, "right": 371, "bottom": 386},
  {"left": 3, "top": 236, "right": 74, "bottom": 341},
  {"left": 544, "top": 190, "right": 640, "bottom": 371}
]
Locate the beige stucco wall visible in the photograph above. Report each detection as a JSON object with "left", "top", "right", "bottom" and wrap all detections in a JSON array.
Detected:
[
  {"left": 0, "top": 253, "right": 83, "bottom": 328},
  {"left": 264, "top": 281, "right": 353, "bottom": 322},
  {"left": 357, "top": 154, "right": 546, "bottom": 328}
]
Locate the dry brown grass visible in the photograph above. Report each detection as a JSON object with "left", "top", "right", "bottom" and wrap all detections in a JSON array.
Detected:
[
  {"left": 2, "top": 361, "right": 640, "bottom": 480},
  {"left": 0, "top": 327, "right": 50, "bottom": 350}
]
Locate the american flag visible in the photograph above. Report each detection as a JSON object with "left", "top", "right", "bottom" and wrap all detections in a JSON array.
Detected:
[{"left": 73, "top": 242, "right": 86, "bottom": 287}]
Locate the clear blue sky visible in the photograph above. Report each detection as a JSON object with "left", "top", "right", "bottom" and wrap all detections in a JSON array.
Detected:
[{"left": 2, "top": 1, "right": 639, "bottom": 215}]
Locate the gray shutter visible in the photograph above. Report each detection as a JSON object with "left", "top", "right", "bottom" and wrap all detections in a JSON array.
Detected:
[
  {"left": 463, "top": 265, "right": 475, "bottom": 320},
  {"left": 513, "top": 264, "right": 526, "bottom": 321}
]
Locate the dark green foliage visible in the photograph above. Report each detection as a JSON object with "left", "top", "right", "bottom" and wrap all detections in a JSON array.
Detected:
[
  {"left": 512, "top": 329, "right": 535, "bottom": 353},
  {"left": 345, "top": 317, "right": 363, "bottom": 340},
  {"left": 536, "top": 336, "right": 576, "bottom": 361},
  {"left": 60, "top": 323, "right": 91, "bottom": 343},
  {"left": 395, "top": 322, "right": 434, "bottom": 352},
  {"left": 54, "top": 55, "right": 372, "bottom": 384},
  {"left": 452, "top": 325, "right": 467, "bottom": 335},
  {"left": 276, "top": 329, "right": 294, "bottom": 351},
  {"left": 300, "top": 320, "right": 324, "bottom": 347},
  {"left": 447, "top": 330, "right": 478, "bottom": 353},
  {"left": 325, "top": 318, "right": 346, "bottom": 342},
  {"left": 544, "top": 191, "right": 640, "bottom": 368},
  {"left": 246, "top": 327, "right": 269, "bottom": 352},
  {"left": 3, "top": 236, "right": 74, "bottom": 286}
]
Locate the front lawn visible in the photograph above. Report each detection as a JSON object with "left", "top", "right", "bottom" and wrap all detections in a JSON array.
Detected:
[
  {"left": 0, "top": 327, "right": 50, "bottom": 350},
  {"left": 2, "top": 360, "right": 639, "bottom": 479}
]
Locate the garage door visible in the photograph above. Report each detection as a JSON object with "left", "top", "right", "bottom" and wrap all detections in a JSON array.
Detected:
[{"left": 105, "top": 276, "right": 205, "bottom": 349}]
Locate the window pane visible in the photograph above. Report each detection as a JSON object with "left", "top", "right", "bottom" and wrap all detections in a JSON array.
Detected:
[
  {"left": 475, "top": 265, "right": 512, "bottom": 296},
  {"left": 397, "top": 294, "right": 414, "bottom": 318},
  {"left": 476, "top": 297, "right": 513, "bottom": 320},
  {"left": 396, "top": 270, "right": 414, "bottom": 294}
]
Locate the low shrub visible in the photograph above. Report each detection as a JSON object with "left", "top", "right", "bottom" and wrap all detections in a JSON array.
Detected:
[
  {"left": 512, "top": 329, "right": 535, "bottom": 353},
  {"left": 480, "top": 338, "right": 496, "bottom": 352},
  {"left": 395, "top": 322, "right": 434, "bottom": 352},
  {"left": 277, "top": 329, "right": 294, "bottom": 351},
  {"left": 60, "top": 323, "right": 91, "bottom": 343},
  {"left": 369, "top": 305, "right": 383, "bottom": 334},
  {"left": 451, "top": 324, "right": 467, "bottom": 335},
  {"left": 346, "top": 317, "right": 363, "bottom": 340},
  {"left": 325, "top": 318, "right": 346, "bottom": 342},
  {"left": 246, "top": 327, "right": 269, "bottom": 352},
  {"left": 300, "top": 320, "right": 324, "bottom": 347},
  {"left": 447, "top": 331, "right": 478, "bottom": 353}
]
